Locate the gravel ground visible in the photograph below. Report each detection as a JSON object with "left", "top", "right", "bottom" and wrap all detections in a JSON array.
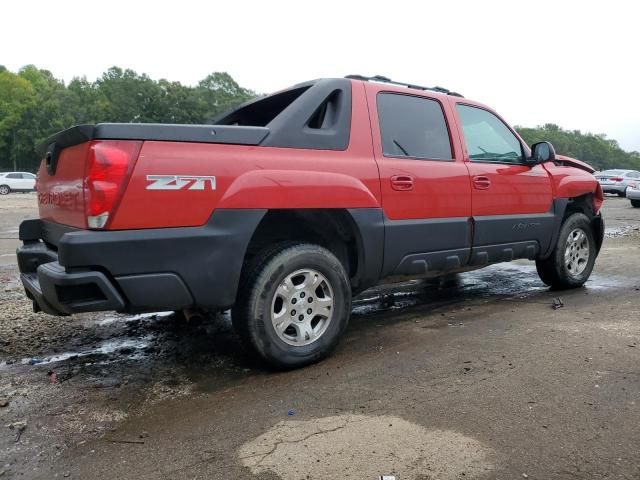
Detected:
[{"left": 1, "top": 194, "right": 639, "bottom": 480}]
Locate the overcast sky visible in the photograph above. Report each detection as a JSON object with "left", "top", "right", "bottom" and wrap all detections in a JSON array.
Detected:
[{"left": 3, "top": 0, "right": 639, "bottom": 151}]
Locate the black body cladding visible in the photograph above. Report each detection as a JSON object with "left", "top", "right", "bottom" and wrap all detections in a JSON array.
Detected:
[
  {"left": 382, "top": 217, "right": 471, "bottom": 277},
  {"left": 17, "top": 211, "right": 268, "bottom": 315},
  {"left": 17, "top": 199, "right": 602, "bottom": 315},
  {"left": 379, "top": 200, "right": 580, "bottom": 278},
  {"left": 259, "top": 79, "right": 352, "bottom": 150},
  {"left": 216, "top": 78, "right": 353, "bottom": 151}
]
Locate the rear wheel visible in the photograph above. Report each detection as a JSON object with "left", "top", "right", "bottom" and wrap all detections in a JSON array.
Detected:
[
  {"left": 232, "top": 243, "right": 351, "bottom": 369},
  {"left": 536, "top": 213, "right": 596, "bottom": 289},
  {"left": 0, "top": 185, "right": 10, "bottom": 195},
  {"left": 618, "top": 190, "right": 626, "bottom": 197},
  {"left": 631, "top": 200, "right": 640, "bottom": 208}
]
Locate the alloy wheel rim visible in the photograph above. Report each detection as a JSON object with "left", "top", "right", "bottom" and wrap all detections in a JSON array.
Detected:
[
  {"left": 564, "top": 228, "right": 590, "bottom": 276},
  {"left": 270, "top": 268, "right": 334, "bottom": 346}
]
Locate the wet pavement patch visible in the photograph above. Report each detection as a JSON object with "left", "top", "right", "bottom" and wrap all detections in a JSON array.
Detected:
[
  {"left": 605, "top": 225, "right": 640, "bottom": 237},
  {"left": 14, "top": 336, "right": 153, "bottom": 366},
  {"left": 238, "top": 414, "right": 494, "bottom": 479}
]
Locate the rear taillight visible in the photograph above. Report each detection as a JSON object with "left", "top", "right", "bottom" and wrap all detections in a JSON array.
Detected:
[
  {"left": 85, "top": 140, "right": 142, "bottom": 229},
  {"left": 610, "top": 177, "right": 624, "bottom": 182}
]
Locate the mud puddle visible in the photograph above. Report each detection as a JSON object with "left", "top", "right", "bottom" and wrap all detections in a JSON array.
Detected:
[
  {"left": 12, "top": 336, "right": 152, "bottom": 367},
  {"left": 352, "top": 262, "right": 622, "bottom": 317}
]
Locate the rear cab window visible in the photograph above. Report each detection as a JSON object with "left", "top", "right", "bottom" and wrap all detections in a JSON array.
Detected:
[
  {"left": 456, "top": 104, "right": 524, "bottom": 164},
  {"left": 377, "top": 93, "right": 453, "bottom": 160}
]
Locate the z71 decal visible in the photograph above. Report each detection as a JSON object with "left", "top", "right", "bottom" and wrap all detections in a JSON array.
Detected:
[{"left": 146, "top": 175, "right": 216, "bottom": 191}]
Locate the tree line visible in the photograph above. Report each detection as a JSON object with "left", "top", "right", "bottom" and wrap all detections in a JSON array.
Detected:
[
  {"left": 516, "top": 124, "right": 640, "bottom": 172},
  {"left": 0, "top": 65, "right": 255, "bottom": 171},
  {"left": 1, "top": 65, "right": 638, "bottom": 173}
]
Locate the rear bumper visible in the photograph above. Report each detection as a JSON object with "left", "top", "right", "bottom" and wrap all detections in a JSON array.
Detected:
[
  {"left": 19, "top": 249, "right": 126, "bottom": 315},
  {"left": 17, "top": 210, "right": 266, "bottom": 316},
  {"left": 600, "top": 183, "right": 626, "bottom": 193}
]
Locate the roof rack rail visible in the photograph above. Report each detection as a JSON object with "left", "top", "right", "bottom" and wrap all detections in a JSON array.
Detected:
[{"left": 345, "top": 74, "right": 463, "bottom": 98}]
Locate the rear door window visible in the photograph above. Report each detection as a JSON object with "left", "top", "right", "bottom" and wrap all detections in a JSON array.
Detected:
[{"left": 377, "top": 93, "right": 452, "bottom": 160}]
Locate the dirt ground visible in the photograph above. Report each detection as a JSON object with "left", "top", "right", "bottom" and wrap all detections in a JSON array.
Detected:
[{"left": 1, "top": 194, "right": 639, "bottom": 480}]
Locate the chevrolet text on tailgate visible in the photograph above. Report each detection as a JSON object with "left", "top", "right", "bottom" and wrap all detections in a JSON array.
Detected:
[{"left": 17, "top": 75, "right": 604, "bottom": 369}]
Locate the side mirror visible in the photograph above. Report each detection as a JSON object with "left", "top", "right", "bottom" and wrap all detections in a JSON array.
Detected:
[{"left": 530, "top": 141, "right": 556, "bottom": 163}]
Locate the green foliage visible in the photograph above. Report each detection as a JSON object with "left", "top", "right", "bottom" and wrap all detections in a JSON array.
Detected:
[
  {"left": 0, "top": 70, "right": 36, "bottom": 169},
  {"left": 196, "top": 72, "right": 255, "bottom": 121},
  {"left": 515, "top": 124, "right": 640, "bottom": 172},
  {"left": 11, "top": 66, "right": 76, "bottom": 170},
  {"left": 0, "top": 66, "right": 255, "bottom": 171}
]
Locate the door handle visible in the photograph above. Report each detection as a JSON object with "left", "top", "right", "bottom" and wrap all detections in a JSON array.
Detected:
[
  {"left": 472, "top": 175, "right": 491, "bottom": 190},
  {"left": 391, "top": 175, "right": 414, "bottom": 191}
]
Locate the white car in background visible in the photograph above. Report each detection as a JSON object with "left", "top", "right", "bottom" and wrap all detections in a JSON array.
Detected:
[
  {"left": 0, "top": 172, "right": 37, "bottom": 195},
  {"left": 626, "top": 182, "right": 640, "bottom": 208},
  {"left": 595, "top": 169, "right": 640, "bottom": 197}
]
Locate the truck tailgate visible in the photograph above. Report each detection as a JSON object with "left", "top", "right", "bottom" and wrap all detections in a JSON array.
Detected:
[{"left": 36, "top": 142, "right": 89, "bottom": 229}]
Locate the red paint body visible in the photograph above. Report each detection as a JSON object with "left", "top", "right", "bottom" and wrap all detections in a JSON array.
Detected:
[{"left": 35, "top": 79, "right": 600, "bottom": 230}]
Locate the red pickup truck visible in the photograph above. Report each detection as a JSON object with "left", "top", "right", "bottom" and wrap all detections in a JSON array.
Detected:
[{"left": 17, "top": 75, "right": 604, "bottom": 368}]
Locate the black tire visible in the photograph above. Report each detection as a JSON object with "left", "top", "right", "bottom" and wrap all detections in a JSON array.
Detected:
[
  {"left": 631, "top": 200, "right": 640, "bottom": 208},
  {"left": 0, "top": 185, "right": 10, "bottom": 195},
  {"left": 618, "top": 191, "right": 626, "bottom": 197},
  {"left": 232, "top": 243, "right": 352, "bottom": 369},
  {"left": 536, "top": 213, "right": 597, "bottom": 289}
]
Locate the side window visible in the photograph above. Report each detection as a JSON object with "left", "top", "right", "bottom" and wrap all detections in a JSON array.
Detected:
[
  {"left": 456, "top": 104, "right": 523, "bottom": 163},
  {"left": 6, "top": 173, "right": 21, "bottom": 179},
  {"left": 377, "top": 93, "right": 452, "bottom": 160},
  {"left": 626, "top": 172, "right": 639, "bottom": 178},
  {"left": 22, "top": 173, "right": 36, "bottom": 179}
]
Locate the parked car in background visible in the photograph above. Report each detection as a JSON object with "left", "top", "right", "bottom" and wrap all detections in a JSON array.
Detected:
[
  {"left": 626, "top": 182, "right": 640, "bottom": 208},
  {"left": 595, "top": 169, "right": 640, "bottom": 197},
  {"left": 0, "top": 172, "right": 37, "bottom": 194}
]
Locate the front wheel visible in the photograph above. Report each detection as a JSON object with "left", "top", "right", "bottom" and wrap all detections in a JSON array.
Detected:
[
  {"left": 631, "top": 200, "right": 640, "bottom": 208},
  {"left": 536, "top": 213, "right": 597, "bottom": 289},
  {"left": 232, "top": 243, "right": 351, "bottom": 369},
  {"left": 0, "top": 185, "right": 10, "bottom": 195}
]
